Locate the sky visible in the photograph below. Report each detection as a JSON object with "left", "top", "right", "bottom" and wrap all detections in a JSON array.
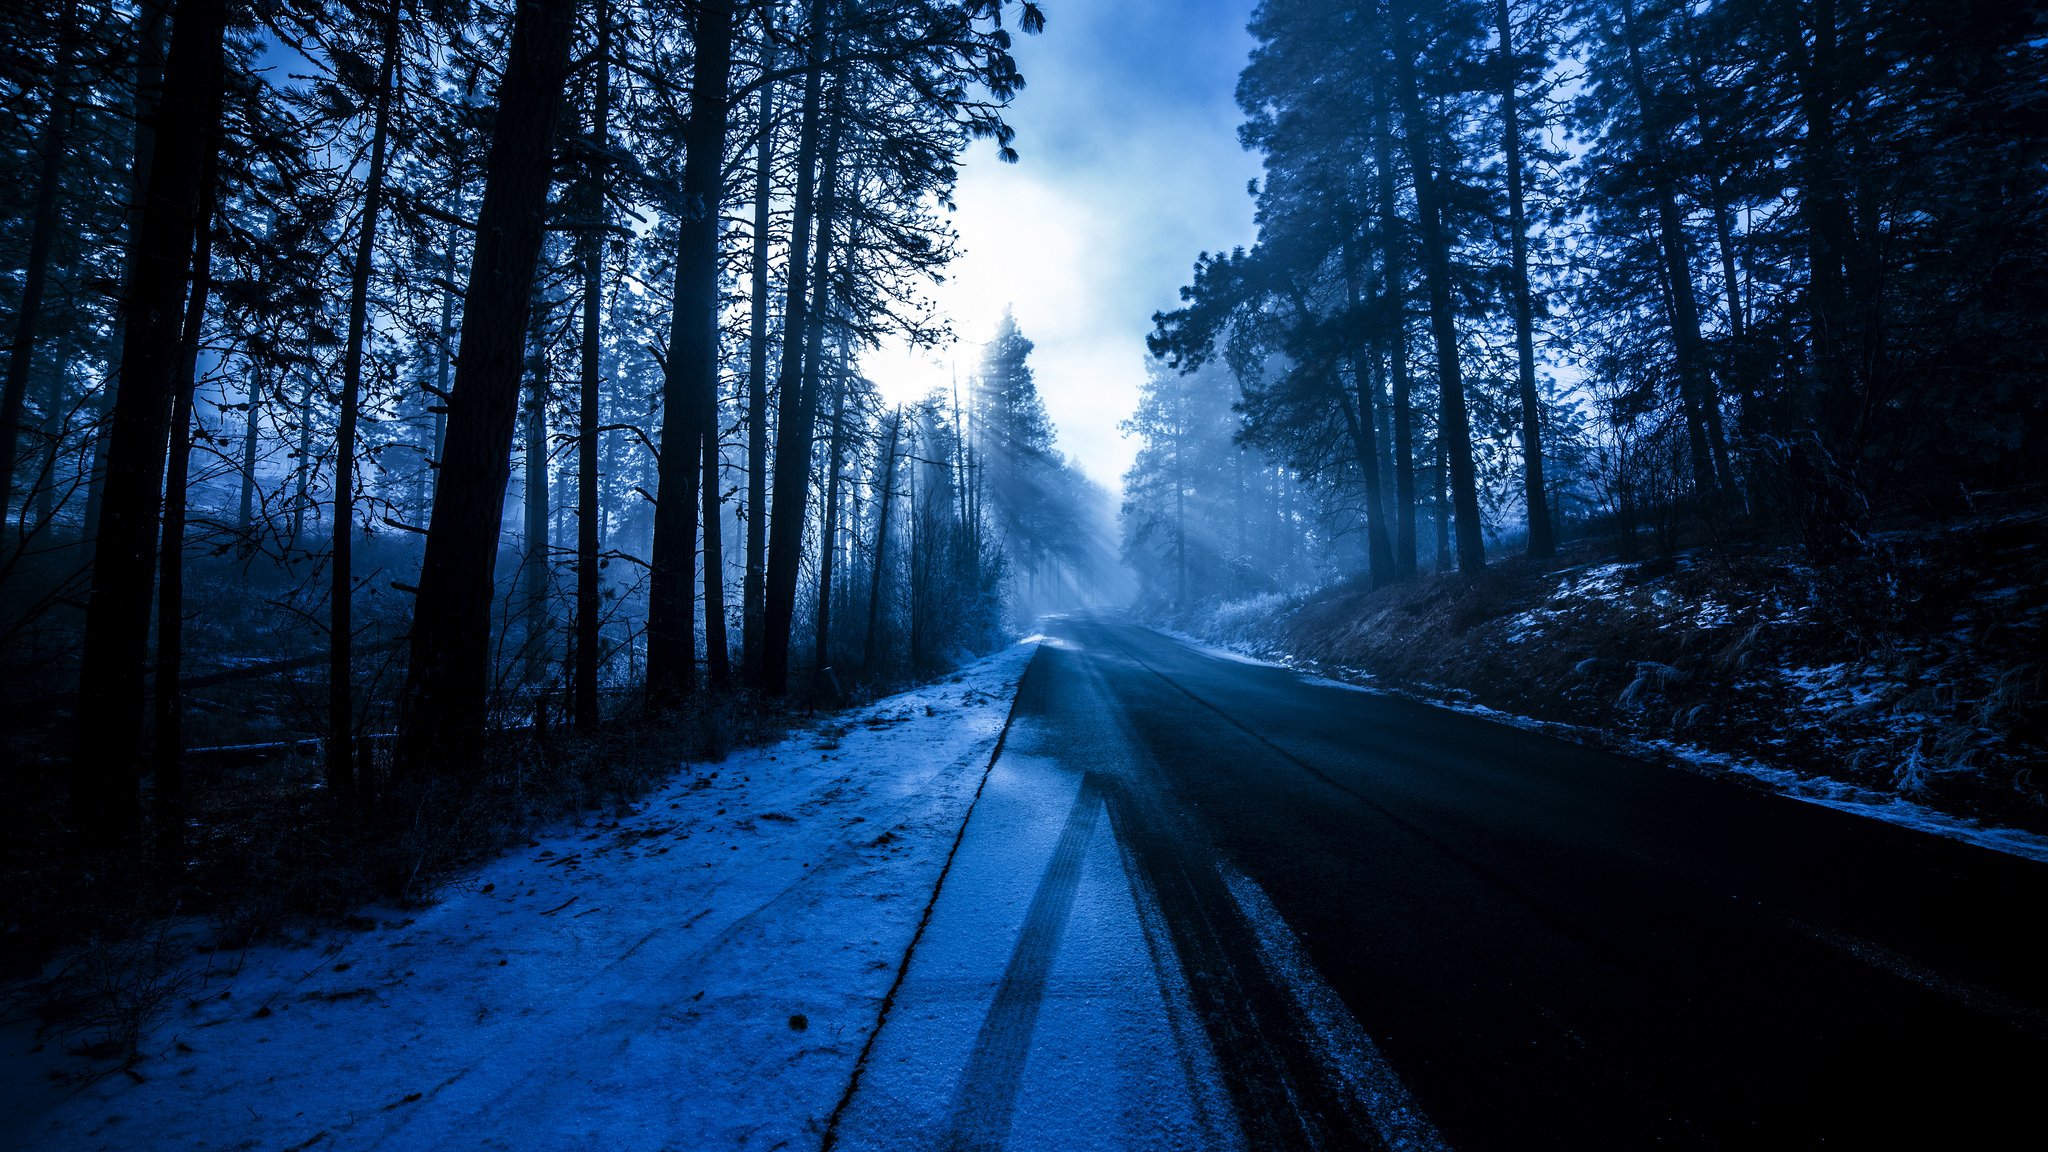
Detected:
[{"left": 866, "top": 0, "right": 1263, "bottom": 492}]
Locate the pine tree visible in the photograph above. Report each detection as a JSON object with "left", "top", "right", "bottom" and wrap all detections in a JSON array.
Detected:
[{"left": 395, "top": 0, "right": 577, "bottom": 780}]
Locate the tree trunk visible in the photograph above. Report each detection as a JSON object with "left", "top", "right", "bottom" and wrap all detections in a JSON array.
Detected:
[
  {"left": 697, "top": 6, "right": 736, "bottom": 693},
  {"left": 395, "top": 0, "right": 577, "bottom": 780},
  {"left": 432, "top": 219, "right": 455, "bottom": 490},
  {"left": 329, "top": 4, "right": 400, "bottom": 809},
  {"left": 33, "top": 326, "right": 76, "bottom": 526},
  {"left": 1232, "top": 443, "right": 1245, "bottom": 591},
  {"left": 1174, "top": 418, "right": 1187, "bottom": 605},
  {"left": 70, "top": 0, "right": 226, "bottom": 852},
  {"left": 153, "top": 160, "right": 215, "bottom": 865},
  {"left": 863, "top": 407, "right": 899, "bottom": 670},
  {"left": 521, "top": 329, "right": 550, "bottom": 687},
  {"left": 760, "top": 3, "right": 836, "bottom": 696},
  {"left": 1796, "top": 0, "right": 1853, "bottom": 421},
  {"left": 1494, "top": 0, "right": 1552, "bottom": 558},
  {"left": 1435, "top": 433, "right": 1451, "bottom": 571},
  {"left": 1340, "top": 253, "right": 1393, "bottom": 584},
  {"left": 1338, "top": 357, "right": 1392, "bottom": 584},
  {"left": 290, "top": 368, "right": 313, "bottom": 544},
  {"left": 813, "top": 356, "right": 845, "bottom": 673},
  {"left": 1619, "top": 0, "right": 1718, "bottom": 499},
  {"left": 1675, "top": 6, "right": 1746, "bottom": 350},
  {"left": 237, "top": 380, "right": 258, "bottom": 533},
  {"left": 701, "top": 397, "right": 730, "bottom": 687},
  {"left": 1, "top": 0, "right": 82, "bottom": 527},
  {"left": 907, "top": 450, "right": 922, "bottom": 668},
  {"left": 741, "top": 46, "right": 777, "bottom": 684},
  {"left": 575, "top": 0, "right": 610, "bottom": 730},
  {"left": 1373, "top": 61, "right": 1417, "bottom": 579},
  {"left": 82, "top": 0, "right": 169, "bottom": 550},
  {"left": 647, "top": 0, "right": 738, "bottom": 705},
  {"left": 1393, "top": 6, "right": 1486, "bottom": 573}
]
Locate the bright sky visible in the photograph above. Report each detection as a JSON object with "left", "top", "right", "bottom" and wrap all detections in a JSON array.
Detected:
[{"left": 865, "top": 0, "right": 1262, "bottom": 492}]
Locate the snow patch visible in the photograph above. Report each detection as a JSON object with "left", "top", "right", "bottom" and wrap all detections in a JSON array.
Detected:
[
  {"left": 1643, "top": 739, "right": 2048, "bottom": 864},
  {"left": 7, "top": 644, "right": 1042, "bottom": 1152},
  {"left": 1151, "top": 626, "right": 1289, "bottom": 669},
  {"left": 1219, "top": 867, "right": 1448, "bottom": 1151}
]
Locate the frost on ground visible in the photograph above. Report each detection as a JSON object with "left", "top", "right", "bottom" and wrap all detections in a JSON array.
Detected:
[
  {"left": 2, "top": 643, "right": 1036, "bottom": 1152},
  {"left": 829, "top": 734, "right": 1244, "bottom": 1152}
]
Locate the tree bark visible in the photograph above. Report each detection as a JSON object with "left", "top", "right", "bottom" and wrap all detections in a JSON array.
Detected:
[
  {"left": 863, "top": 407, "right": 899, "bottom": 670},
  {"left": 432, "top": 219, "right": 455, "bottom": 491},
  {"left": 1393, "top": 4, "right": 1486, "bottom": 573},
  {"left": 575, "top": 0, "right": 610, "bottom": 729},
  {"left": 236, "top": 379, "right": 258, "bottom": 533},
  {"left": 521, "top": 324, "right": 549, "bottom": 687},
  {"left": 82, "top": 0, "right": 170, "bottom": 549},
  {"left": 760, "top": 1, "right": 836, "bottom": 696},
  {"left": 813, "top": 354, "right": 845, "bottom": 672},
  {"left": 1, "top": 0, "right": 82, "bottom": 526},
  {"left": 330, "top": 3, "right": 401, "bottom": 808},
  {"left": 698, "top": 5, "right": 736, "bottom": 693},
  {"left": 701, "top": 394, "right": 730, "bottom": 687},
  {"left": 153, "top": 159, "right": 215, "bottom": 865},
  {"left": 647, "top": 0, "right": 738, "bottom": 705},
  {"left": 290, "top": 367, "right": 313, "bottom": 543},
  {"left": 71, "top": 0, "right": 226, "bottom": 852},
  {"left": 1494, "top": 0, "right": 1552, "bottom": 557},
  {"left": 740, "top": 51, "right": 777, "bottom": 683},
  {"left": 1619, "top": 0, "right": 1718, "bottom": 499},
  {"left": 1340, "top": 253, "right": 1393, "bottom": 584},
  {"left": 32, "top": 325, "right": 77, "bottom": 525},
  {"left": 1372, "top": 59, "right": 1417, "bottom": 579},
  {"left": 395, "top": 0, "right": 577, "bottom": 780}
]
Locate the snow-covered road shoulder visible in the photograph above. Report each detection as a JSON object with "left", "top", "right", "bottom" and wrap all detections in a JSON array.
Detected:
[{"left": 5, "top": 642, "right": 1040, "bottom": 1152}]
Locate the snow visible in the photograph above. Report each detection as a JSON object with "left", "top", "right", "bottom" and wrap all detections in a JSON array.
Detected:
[
  {"left": 1779, "top": 662, "right": 1895, "bottom": 713},
  {"left": 1557, "top": 561, "right": 1630, "bottom": 601},
  {"left": 5, "top": 643, "right": 1041, "bottom": 1152},
  {"left": 1218, "top": 868, "right": 1447, "bottom": 1151},
  {"left": 11, "top": 632, "right": 1352, "bottom": 1150},
  {"left": 1497, "top": 607, "right": 1556, "bottom": 644},
  {"left": 1149, "top": 626, "right": 1288, "bottom": 669},
  {"left": 829, "top": 735, "right": 1242, "bottom": 1150},
  {"left": 1640, "top": 739, "right": 2048, "bottom": 864}
]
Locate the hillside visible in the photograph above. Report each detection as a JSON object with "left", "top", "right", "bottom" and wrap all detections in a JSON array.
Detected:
[{"left": 1164, "top": 513, "right": 2048, "bottom": 841}]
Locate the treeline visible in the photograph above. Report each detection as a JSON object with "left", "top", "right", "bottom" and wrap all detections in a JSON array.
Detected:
[
  {"left": 1122, "top": 357, "right": 1331, "bottom": 607},
  {"left": 1135, "top": 0, "right": 2048, "bottom": 604},
  {"left": 0, "top": 0, "right": 1068, "bottom": 861}
]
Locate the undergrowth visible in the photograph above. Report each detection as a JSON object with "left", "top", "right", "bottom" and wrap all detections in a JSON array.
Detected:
[
  {"left": 0, "top": 694, "right": 790, "bottom": 1063},
  {"left": 1165, "top": 511, "right": 2048, "bottom": 834}
]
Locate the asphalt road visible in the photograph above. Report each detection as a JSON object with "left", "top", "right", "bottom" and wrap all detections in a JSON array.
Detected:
[{"left": 1023, "top": 612, "right": 2048, "bottom": 1150}]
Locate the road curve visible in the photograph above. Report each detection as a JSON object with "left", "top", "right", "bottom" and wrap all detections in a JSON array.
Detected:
[{"left": 1028, "top": 611, "right": 2048, "bottom": 1149}]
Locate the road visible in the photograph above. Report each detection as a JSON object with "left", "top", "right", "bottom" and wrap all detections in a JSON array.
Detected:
[{"left": 844, "top": 612, "right": 2048, "bottom": 1150}]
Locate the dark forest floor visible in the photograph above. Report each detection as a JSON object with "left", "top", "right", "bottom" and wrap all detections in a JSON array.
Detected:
[
  {"left": 0, "top": 532, "right": 952, "bottom": 995},
  {"left": 1160, "top": 509, "right": 2048, "bottom": 840}
]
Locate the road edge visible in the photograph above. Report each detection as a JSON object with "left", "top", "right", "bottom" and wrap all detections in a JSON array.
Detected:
[{"left": 816, "top": 641, "right": 1044, "bottom": 1151}]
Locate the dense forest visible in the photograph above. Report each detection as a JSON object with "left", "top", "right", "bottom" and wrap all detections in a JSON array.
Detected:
[
  {"left": 7, "top": 0, "right": 2046, "bottom": 1140},
  {"left": 1128, "top": 0, "right": 2048, "bottom": 606},
  {"left": 0, "top": 0, "right": 1123, "bottom": 942}
]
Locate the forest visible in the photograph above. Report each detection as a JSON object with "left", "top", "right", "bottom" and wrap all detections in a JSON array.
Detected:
[
  {"left": 6, "top": 0, "right": 2048, "bottom": 1145},
  {"left": 1119, "top": 0, "right": 2048, "bottom": 845},
  {"left": 1128, "top": 0, "right": 2047, "bottom": 602},
  {"left": 0, "top": 0, "right": 1114, "bottom": 956}
]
